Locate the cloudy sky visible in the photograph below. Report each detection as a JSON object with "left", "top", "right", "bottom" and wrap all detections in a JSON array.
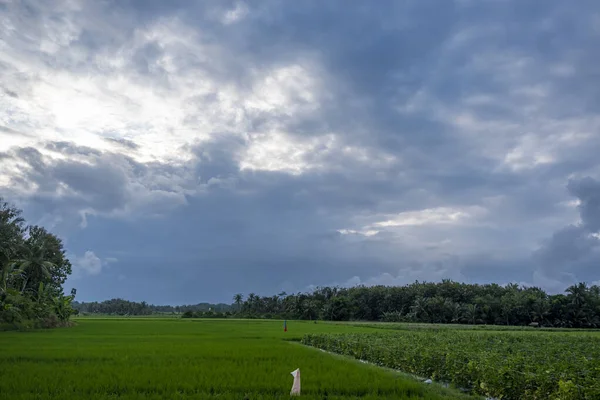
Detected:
[{"left": 1, "top": 0, "right": 600, "bottom": 304}]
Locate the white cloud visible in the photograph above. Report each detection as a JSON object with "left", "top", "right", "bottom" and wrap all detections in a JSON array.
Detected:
[
  {"left": 241, "top": 133, "right": 334, "bottom": 174},
  {"left": 0, "top": 7, "right": 341, "bottom": 181},
  {"left": 72, "top": 251, "right": 104, "bottom": 276},
  {"left": 245, "top": 64, "right": 320, "bottom": 114},
  {"left": 372, "top": 206, "right": 486, "bottom": 228},
  {"left": 337, "top": 229, "right": 379, "bottom": 237}
]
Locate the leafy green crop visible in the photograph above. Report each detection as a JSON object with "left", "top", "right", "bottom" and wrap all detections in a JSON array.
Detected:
[{"left": 302, "top": 330, "right": 600, "bottom": 399}]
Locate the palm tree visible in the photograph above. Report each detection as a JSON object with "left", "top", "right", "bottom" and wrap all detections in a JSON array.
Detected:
[
  {"left": 409, "top": 297, "right": 429, "bottom": 322},
  {"left": 247, "top": 293, "right": 257, "bottom": 313},
  {"left": 233, "top": 293, "right": 243, "bottom": 313},
  {"left": 17, "top": 243, "right": 55, "bottom": 294},
  {"left": 0, "top": 198, "right": 25, "bottom": 267},
  {"left": 451, "top": 302, "right": 463, "bottom": 323},
  {"left": 530, "top": 299, "right": 550, "bottom": 325},
  {"left": 0, "top": 261, "right": 24, "bottom": 296},
  {"left": 464, "top": 304, "right": 479, "bottom": 325},
  {"left": 566, "top": 282, "right": 588, "bottom": 309}
]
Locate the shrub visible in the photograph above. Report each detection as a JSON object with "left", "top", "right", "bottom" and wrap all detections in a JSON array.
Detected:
[{"left": 302, "top": 331, "right": 600, "bottom": 399}]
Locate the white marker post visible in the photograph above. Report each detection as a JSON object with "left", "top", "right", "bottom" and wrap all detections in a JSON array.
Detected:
[{"left": 290, "top": 368, "right": 301, "bottom": 396}]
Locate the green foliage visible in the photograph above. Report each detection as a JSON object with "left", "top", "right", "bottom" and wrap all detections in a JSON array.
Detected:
[
  {"left": 233, "top": 280, "right": 600, "bottom": 328},
  {"left": 0, "top": 198, "right": 75, "bottom": 329},
  {"left": 77, "top": 280, "right": 600, "bottom": 328},
  {"left": 302, "top": 330, "right": 600, "bottom": 399},
  {"left": 181, "top": 310, "right": 233, "bottom": 318},
  {"left": 0, "top": 319, "right": 476, "bottom": 399},
  {"left": 73, "top": 298, "right": 233, "bottom": 315},
  {"left": 181, "top": 310, "right": 194, "bottom": 318}
]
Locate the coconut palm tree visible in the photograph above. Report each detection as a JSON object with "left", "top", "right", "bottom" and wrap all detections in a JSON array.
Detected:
[
  {"left": 566, "top": 282, "right": 588, "bottom": 309},
  {"left": 246, "top": 293, "right": 257, "bottom": 313},
  {"left": 464, "top": 303, "right": 480, "bottom": 325},
  {"left": 233, "top": 293, "right": 243, "bottom": 313},
  {"left": 0, "top": 198, "right": 25, "bottom": 266},
  {"left": 17, "top": 243, "right": 55, "bottom": 294}
]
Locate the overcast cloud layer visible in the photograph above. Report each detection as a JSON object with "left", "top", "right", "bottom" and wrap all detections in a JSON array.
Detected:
[{"left": 1, "top": 0, "right": 600, "bottom": 303}]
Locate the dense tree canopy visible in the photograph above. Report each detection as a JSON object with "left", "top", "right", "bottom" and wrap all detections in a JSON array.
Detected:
[
  {"left": 0, "top": 198, "right": 76, "bottom": 330},
  {"left": 233, "top": 281, "right": 600, "bottom": 328},
  {"left": 72, "top": 299, "right": 232, "bottom": 316},
  {"left": 76, "top": 280, "right": 600, "bottom": 328}
]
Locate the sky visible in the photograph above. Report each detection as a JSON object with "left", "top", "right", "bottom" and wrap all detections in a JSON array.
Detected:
[{"left": 1, "top": 0, "right": 600, "bottom": 304}]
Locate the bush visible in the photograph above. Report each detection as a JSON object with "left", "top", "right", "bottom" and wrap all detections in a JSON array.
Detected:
[
  {"left": 0, "top": 318, "right": 73, "bottom": 331},
  {"left": 38, "top": 314, "right": 60, "bottom": 329},
  {"left": 0, "top": 319, "right": 35, "bottom": 331}
]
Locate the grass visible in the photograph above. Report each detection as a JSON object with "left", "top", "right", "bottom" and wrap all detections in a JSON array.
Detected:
[
  {"left": 0, "top": 319, "right": 477, "bottom": 400},
  {"left": 74, "top": 313, "right": 182, "bottom": 319}
]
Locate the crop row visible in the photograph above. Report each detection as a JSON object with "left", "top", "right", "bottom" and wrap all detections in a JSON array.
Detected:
[{"left": 301, "top": 331, "right": 600, "bottom": 399}]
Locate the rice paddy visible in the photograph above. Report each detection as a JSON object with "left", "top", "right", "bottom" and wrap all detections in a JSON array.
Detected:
[{"left": 0, "top": 319, "right": 475, "bottom": 400}]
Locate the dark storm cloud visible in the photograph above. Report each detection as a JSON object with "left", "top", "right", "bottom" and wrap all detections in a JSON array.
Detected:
[
  {"left": 1, "top": 0, "right": 600, "bottom": 302},
  {"left": 567, "top": 178, "right": 600, "bottom": 233},
  {"left": 3, "top": 139, "right": 411, "bottom": 302},
  {"left": 62, "top": 172, "right": 400, "bottom": 303},
  {"left": 2, "top": 143, "right": 190, "bottom": 224},
  {"left": 533, "top": 178, "right": 600, "bottom": 287},
  {"left": 5, "top": 146, "right": 126, "bottom": 213},
  {"left": 14, "top": 147, "right": 46, "bottom": 175},
  {"left": 53, "top": 159, "right": 130, "bottom": 212},
  {"left": 190, "top": 134, "right": 247, "bottom": 184}
]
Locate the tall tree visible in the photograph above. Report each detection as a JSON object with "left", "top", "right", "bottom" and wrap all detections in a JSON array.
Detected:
[
  {"left": 24, "top": 226, "right": 72, "bottom": 294},
  {"left": 0, "top": 198, "right": 25, "bottom": 269},
  {"left": 17, "top": 240, "right": 55, "bottom": 294},
  {"left": 233, "top": 293, "right": 243, "bottom": 312},
  {"left": 0, "top": 198, "right": 76, "bottom": 328}
]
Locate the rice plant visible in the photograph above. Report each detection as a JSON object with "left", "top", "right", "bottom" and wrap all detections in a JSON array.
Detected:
[{"left": 0, "top": 319, "right": 475, "bottom": 399}]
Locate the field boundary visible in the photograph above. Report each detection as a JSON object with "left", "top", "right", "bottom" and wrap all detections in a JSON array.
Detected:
[{"left": 290, "top": 341, "right": 482, "bottom": 400}]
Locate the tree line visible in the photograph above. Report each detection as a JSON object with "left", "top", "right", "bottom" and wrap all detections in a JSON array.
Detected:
[
  {"left": 231, "top": 281, "right": 600, "bottom": 327},
  {"left": 0, "top": 198, "right": 76, "bottom": 330},
  {"left": 77, "top": 280, "right": 600, "bottom": 328},
  {"left": 73, "top": 299, "right": 232, "bottom": 316}
]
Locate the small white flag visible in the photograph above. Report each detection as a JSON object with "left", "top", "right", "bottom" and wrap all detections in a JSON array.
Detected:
[{"left": 290, "top": 368, "right": 301, "bottom": 396}]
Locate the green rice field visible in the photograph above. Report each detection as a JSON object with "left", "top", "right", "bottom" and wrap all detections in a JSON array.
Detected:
[{"left": 0, "top": 319, "right": 475, "bottom": 400}]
